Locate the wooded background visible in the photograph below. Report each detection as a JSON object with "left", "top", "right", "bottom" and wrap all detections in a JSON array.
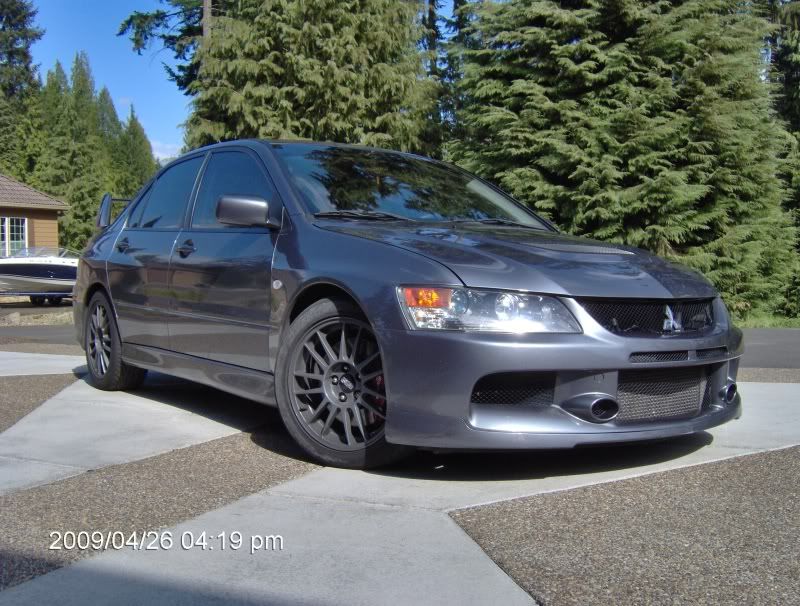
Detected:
[{"left": 2, "top": 0, "right": 799, "bottom": 320}]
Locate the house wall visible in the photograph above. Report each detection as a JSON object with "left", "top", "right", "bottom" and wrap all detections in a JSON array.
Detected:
[{"left": 0, "top": 206, "right": 60, "bottom": 249}]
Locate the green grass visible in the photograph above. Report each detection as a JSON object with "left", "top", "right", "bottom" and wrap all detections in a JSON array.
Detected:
[{"left": 735, "top": 314, "right": 800, "bottom": 329}]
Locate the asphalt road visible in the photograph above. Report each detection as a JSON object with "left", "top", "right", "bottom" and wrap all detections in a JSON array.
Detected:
[
  {"left": 739, "top": 328, "right": 800, "bottom": 368},
  {"left": 0, "top": 325, "right": 76, "bottom": 346},
  {"left": 0, "top": 300, "right": 72, "bottom": 318}
]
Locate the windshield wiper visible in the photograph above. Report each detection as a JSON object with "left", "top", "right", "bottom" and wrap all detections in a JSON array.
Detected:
[
  {"left": 449, "top": 217, "right": 543, "bottom": 230},
  {"left": 313, "top": 210, "right": 413, "bottom": 221}
]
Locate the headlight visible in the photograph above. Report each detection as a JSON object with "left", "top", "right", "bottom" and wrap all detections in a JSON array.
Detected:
[{"left": 398, "top": 287, "right": 581, "bottom": 333}]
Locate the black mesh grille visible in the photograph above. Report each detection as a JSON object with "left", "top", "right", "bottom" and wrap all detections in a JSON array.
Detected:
[
  {"left": 579, "top": 299, "right": 714, "bottom": 336},
  {"left": 697, "top": 347, "right": 728, "bottom": 360},
  {"left": 702, "top": 378, "right": 713, "bottom": 409},
  {"left": 616, "top": 367, "right": 705, "bottom": 424},
  {"left": 630, "top": 351, "right": 689, "bottom": 363},
  {"left": 471, "top": 372, "right": 555, "bottom": 406}
]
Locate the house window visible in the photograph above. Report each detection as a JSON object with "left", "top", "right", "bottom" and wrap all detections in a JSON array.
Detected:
[{"left": 0, "top": 216, "right": 27, "bottom": 256}]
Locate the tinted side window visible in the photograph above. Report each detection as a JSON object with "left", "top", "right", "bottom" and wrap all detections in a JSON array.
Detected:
[
  {"left": 192, "top": 151, "right": 277, "bottom": 228},
  {"left": 134, "top": 156, "right": 203, "bottom": 229}
]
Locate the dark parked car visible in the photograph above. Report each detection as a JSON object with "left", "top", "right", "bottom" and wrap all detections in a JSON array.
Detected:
[{"left": 74, "top": 140, "right": 743, "bottom": 468}]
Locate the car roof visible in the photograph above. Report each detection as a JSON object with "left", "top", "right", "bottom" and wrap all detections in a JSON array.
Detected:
[{"left": 182, "top": 138, "right": 434, "bottom": 162}]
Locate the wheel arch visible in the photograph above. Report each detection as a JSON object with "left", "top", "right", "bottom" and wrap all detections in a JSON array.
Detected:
[
  {"left": 287, "top": 281, "right": 368, "bottom": 326},
  {"left": 84, "top": 281, "right": 110, "bottom": 306}
]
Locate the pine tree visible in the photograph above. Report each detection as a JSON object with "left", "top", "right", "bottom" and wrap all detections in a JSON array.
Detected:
[
  {"left": 440, "top": 0, "right": 477, "bottom": 145},
  {"left": 451, "top": 0, "right": 798, "bottom": 317},
  {"left": 0, "top": 0, "right": 43, "bottom": 177},
  {"left": 12, "top": 88, "right": 44, "bottom": 179},
  {"left": 70, "top": 52, "right": 98, "bottom": 138},
  {"left": 116, "top": 107, "right": 157, "bottom": 197},
  {"left": 39, "top": 61, "right": 68, "bottom": 132},
  {"left": 419, "top": 0, "right": 445, "bottom": 156},
  {"left": 96, "top": 87, "right": 123, "bottom": 145},
  {"left": 186, "top": 0, "right": 436, "bottom": 153},
  {"left": 0, "top": 0, "right": 43, "bottom": 101},
  {"left": 0, "top": 91, "right": 16, "bottom": 174}
]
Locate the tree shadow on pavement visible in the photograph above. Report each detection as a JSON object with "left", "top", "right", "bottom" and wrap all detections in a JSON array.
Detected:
[
  {"left": 69, "top": 372, "right": 715, "bottom": 480},
  {"left": 77, "top": 371, "right": 315, "bottom": 464}
]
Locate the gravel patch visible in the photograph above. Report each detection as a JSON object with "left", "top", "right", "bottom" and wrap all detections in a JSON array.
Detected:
[
  {"left": 452, "top": 447, "right": 800, "bottom": 606},
  {"left": 0, "top": 374, "right": 77, "bottom": 432},
  {"left": 0, "top": 311, "right": 73, "bottom": 327},
  {"left": 0, "top": 414, "right": 316, "bottom": 591},
  {"left": 0, "top": 342, "right": 83, "bottom": 356}
]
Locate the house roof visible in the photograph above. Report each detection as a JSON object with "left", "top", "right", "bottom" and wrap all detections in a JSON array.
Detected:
[{"left": 0, "top": 172, "right": 68, "bottom": 211}]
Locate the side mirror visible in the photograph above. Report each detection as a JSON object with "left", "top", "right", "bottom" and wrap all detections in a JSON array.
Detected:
[
  {"left": 97, "top": 193, "right": 112, "bottom": 229},
  {"left": 216, "top": 195, "right": 281, "bottom": 229}
]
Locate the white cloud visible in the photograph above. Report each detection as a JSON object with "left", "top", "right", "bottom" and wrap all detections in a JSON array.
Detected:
[{"left": 151, "top": 141, "right": 183, "bottom": 161}]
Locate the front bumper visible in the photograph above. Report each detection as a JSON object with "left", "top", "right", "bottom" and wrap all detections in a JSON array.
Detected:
[{"left": 378, "top": 299, "right": 743, "bottom": 450}]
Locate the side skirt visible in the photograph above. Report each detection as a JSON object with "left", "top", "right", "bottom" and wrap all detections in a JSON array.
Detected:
[{"left": 121, "top": 343, "right": 277, "bottom": 406}]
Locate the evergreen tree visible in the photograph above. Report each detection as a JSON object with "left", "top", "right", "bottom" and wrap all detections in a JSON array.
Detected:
[
  {"left": 451, "top": 0, "right": 798, "bottom": 317},
  {"left": 0, "top": 91, "right": 16, "bottom": 173},
  {"left": 419, "top": 0, "right": 445, "bottom": 156},
  {"left": 70, "top": 51, "right": 98, "bottom": 138},
  {"left": 0, "top": 0, "right": 43, "bottom": 101},
  {"left": 12, "top": 88, "right": 44, "bottom": 179},
  {"left": 39, "top": 61, "right": 68, "bottom": 132},
  {"left": 440, "top": 0, "right": 477, "bottom": 145},
  {"left": 0, "top": 0, "right": 43, "bottom": 178},
  {"left": 96, "top": 86, "right": 123, "bottom": 145},
  {"left": 186, "top": 0, "right": 436, "bottom": 152},
  {"left": 116, "top": 107, "right": 157, "bottom": 197},
  {"left": 32, "top": 77, "right": 79, "bottom": 198}
]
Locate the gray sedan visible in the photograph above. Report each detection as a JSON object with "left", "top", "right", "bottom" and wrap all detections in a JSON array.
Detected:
[{"left": 73, "top": 140, "right": 742, "bottom": 468}]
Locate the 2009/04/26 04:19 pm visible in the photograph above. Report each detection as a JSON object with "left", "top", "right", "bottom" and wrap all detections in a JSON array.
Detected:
[{"left": 48, "top": 530, "right": 285, "bottom": 553}]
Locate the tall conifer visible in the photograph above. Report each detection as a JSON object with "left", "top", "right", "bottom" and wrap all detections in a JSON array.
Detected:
[
  {"left": 451, "top": 0, "right": 798, "bottom": 316},
  {"left": 186, "top": 0, "right": 436, "bottom": 152}
]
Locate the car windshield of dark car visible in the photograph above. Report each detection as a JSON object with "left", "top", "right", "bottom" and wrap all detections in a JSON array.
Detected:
[{"left": 272, "top": 143, "right": 548, "bottom": 229}]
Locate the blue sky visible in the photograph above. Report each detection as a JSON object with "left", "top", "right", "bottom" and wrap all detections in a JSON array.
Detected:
[{"left": 30, "top": 1, "right": 188, "bottom": 160}]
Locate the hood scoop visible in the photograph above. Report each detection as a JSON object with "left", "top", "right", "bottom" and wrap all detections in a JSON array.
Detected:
[{"left": 527, "top": 241, "right": 634, "bottom": 255}]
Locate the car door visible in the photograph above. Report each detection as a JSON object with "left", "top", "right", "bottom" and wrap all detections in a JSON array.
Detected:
[
  {"left": 106, "top": 155, "right": 204, "bottom": 349},
  {"left": 167, "top": 149, "right": 280, "bottom": 372}
]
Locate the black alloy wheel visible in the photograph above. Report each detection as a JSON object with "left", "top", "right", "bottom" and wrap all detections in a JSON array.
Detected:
[{"left": 275, "top": 298, "right": 411, "bottom": 468}]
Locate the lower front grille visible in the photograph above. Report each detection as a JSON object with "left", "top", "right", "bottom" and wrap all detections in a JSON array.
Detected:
[
  {"left": 616, "top": 367, "right": 705, "bottom": 424},
  {"left": 471, "top": 372, "right": 555, "bottom": 406}
]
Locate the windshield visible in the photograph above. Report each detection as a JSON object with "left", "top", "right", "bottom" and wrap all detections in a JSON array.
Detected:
[{"left": 272, "top": 143, "right": 549, "bottom": 229}]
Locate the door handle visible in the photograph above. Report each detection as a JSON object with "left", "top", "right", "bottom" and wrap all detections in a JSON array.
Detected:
[
  {"left": 116, "top": 238, "right": 130, "bottom": 252},
  {"left": 177, "top": 240, "right": 196, "bottom": 258}
]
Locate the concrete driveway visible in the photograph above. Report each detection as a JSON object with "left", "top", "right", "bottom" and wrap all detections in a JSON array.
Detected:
[{"left": 0, "top": 330, "right": 798, "bottom": 604}]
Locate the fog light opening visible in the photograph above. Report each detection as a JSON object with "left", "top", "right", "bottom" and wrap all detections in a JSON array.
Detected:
[{"left": 590, "top": 398, "right": 619, "bottom": 422}]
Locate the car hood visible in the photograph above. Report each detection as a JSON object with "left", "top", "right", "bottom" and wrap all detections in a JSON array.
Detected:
[{"left": 316, "top": 221, "right": 717, "bottom": 299}]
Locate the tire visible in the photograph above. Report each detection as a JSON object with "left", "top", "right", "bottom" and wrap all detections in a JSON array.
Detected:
[
  {"left": 84, "top": 291, "right": 147, "bottom": 391},
  {"left": 29, "top": 296, "right": 45, "bottom": 306},
  {"left": 47, "top": 296, "right": 63, "bottom": 306},
  {"left": 275, "top": 297, "right": 412, "bottom": 469}
]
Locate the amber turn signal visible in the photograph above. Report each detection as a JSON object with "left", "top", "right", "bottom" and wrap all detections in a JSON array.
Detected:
[{"left": 402, "top": 287, "right": 452, "bottom": 308}]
